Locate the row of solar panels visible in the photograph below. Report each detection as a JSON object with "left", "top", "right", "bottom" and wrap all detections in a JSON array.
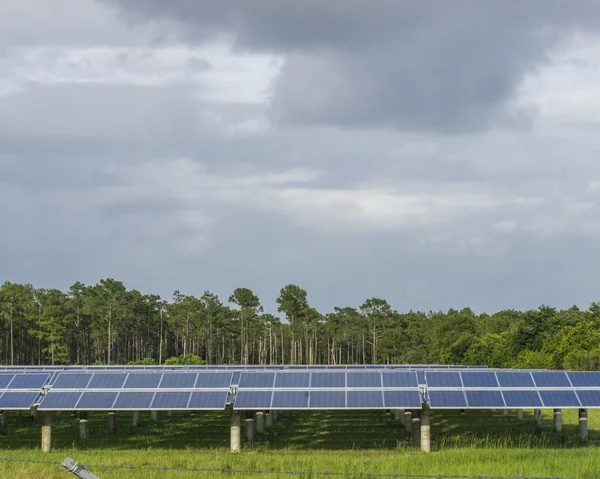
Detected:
[
  {"left": 0, "top": 364, "right": 488, "bottom": 371},
  {"left": 1, "top": 370, "right": 599, "bottom": 391},
  {"left": 6, "top": 388, "right": 600, "bottom": 411}
]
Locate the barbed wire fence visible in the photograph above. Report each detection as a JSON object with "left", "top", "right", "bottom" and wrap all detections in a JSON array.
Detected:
[{"left": 0, "top": 456, "right": 577, "bottom": 479}]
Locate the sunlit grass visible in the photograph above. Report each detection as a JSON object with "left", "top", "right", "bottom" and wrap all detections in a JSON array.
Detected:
[{"left": 0, "top": 409, "right": 598, "bottom": 478}]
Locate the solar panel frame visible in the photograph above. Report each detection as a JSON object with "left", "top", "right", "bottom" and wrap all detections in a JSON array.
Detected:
[
  {"left": 568, "top": 372, "right": 600, "bottom": 388},
  {"left": 428, "top": 390, "right": 468, "bottom": 409},
  {"left": 465, "top": 390, "right": 505, "bottom": 408},
  {"left": 271, "top": 390, "right": 310, "bottom": 409},
  {"left": 383, "top": 390, "right": 422, "bottom": 409},
  {"left": 539, "top": 390, "right": 581, "bottom": 408},
  {"left": 0, "top": 391, "right": 40, "bottom": 409},
  {"left": 532, "top": 371, "right": 572, "bottom": 388},
  {"left": 237, "top": 372, "right": 276, "bottom": 389},
  {"left": 426, "top": 372, "right": 463, "bottom": 388},
  {"left": 38, "top": 391, "right": 83, "bottom": 410},
  {"left": 308, "top": 390, "right": 346, "bottom": 408},
  {"left": 188, "top": 391, "right": 229, "bottom": 410},
  {"left": 346, "top": 390, "right": 385, "bottom": 409},
  {"left": 233, "top": 390, "right": 273, "bottom": 410},
  {"left": 76, "top": 391, "right": 119, "bottom": 410},
  {"left": 151, "top": 391, "right": 192, "bottom": 410},
  {"left": 113, "top": 391, "right": 156, "bottom": 410}
]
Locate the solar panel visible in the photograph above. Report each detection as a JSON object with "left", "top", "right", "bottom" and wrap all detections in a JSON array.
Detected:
[
  {"left": 575, "top": 390, "right": 600, "bottom": 407},
  {"left": 416, "top": 371, "right": 426, "bottom": 384},
  {"left": 539, "top": 390, "right": 581, "bottom": 408},
  {"left": 310, "top": 372, "right": 345, "bottom": 388},
  {"left": 152, "top": 391, "right": 191, "bottom": 409},
  {"left": 346, "top": 390, "right": 384, "bottom": 408},
  {"left": 195, "top": 372, "right": 233, "bottom": 389},
  {"left": 123, "top": 373, "right": 162, "bottom": 389},
  {"left": 532, "top": 372, "right": 571, "bottom": 388},
  {"left": 502, "top": 390, "right": 543, "bottom": 408},
  {"left": 237, "top": 372, "right": 275, "bottom": 389},
  {"left": 274, "top": 372, "right": 311, "bottom": 388},
  {"left": 383, "top": 390, "right": 422, "bottom": 408},
  {"left": 234, "top": 390, "right": 273, "bottom": 409},
  {"left": 495, "top": 372, "right": 535, "bottom": 388},
  {"left": 271, "top": 390, "right": 310, "bottom": 408},
  {"left": 159, "top": 373, "right": 197, "bottom": 389},
  {"left": 8, "top": 373, "right": 50, "bottom": 389},
  {"left": 77, "top": 392, "right": 118, "bottom": 409},
  {"left": 426, "top": 372, "right": 462, "bottom": 388},
  {"left": 428, "top": 390, "right": 467, "bottom": 408},
  {"left": 381, "top": 372, "right": 418, "bottom": 388},
  {"left": 52, "top": 373, "right": 92, "bottom": 389},
  {"left": 309, "top": 391, "right": 346, "bottom": 408},
  {"left": 39, "top": 391, "right": 82, "bottom": 410},
  {"left": 568, "top": 372, "right": 600, "bottom": 388},
  {"left": 0, "top": 375, "right": 14, "bottom": 389},
  {"left": 346, "top": 372, "right": 382, "bottom": 388},
  {"left": 188, "top": 391, "right": 228, "bottom": 409},
  {"left": 87, "top": 374, "right": 127, "bottom": 389},
  {"left": 460, "top": 372, "right": 499, "bottom": 388},
  {"left": 465, "top": 390, "right": 505, "bottom": 408},
  {"left": 0, "top": 391, "right": 40, "bottom": 409},
  {"left": 113, "top": 391, "right": 155, "bottom": 409}
]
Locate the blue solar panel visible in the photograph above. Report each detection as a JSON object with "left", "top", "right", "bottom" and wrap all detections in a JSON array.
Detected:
[
  {"left": 539, "top": 390, "right": 581, "bottom": 408},
  {"left": 532, "top": 372, "right": 571, "bottom": 388},
  {"left": 159, "top": 373, "right": 197, "bottom": 389},
  {"left": 416, "top": 371, "right": 426, "bottom": 384},
  {"left": 460, "top": 372, "right": 499, "bottom": 388},
  {"left": 502, "top": 390, "right": 543, "bottom": 408},
  {"left": 0, "top": 375, "right": 14, "bottom": 389},
  {"left": 234, "top": 390, "right": 273, "bottom": 409},
  {"left": 237, "top": 372, "right": 275, "bottom": 389},
  {"left": 232, "top": 372, "right": 241, "bottom": 384},
  {"left": 495, "top": 372, "right": 535, "bottom": 388},
  {"left": 188, "top": 391, "right": 228, "bottom": 409},
  {"left": 310, "top": 372, "right": 345, "bottom": 388},
  {"left": 76, "top": 392, "right": 118, "bottom": 409},
  {"left": 381, "top": 372, "right": 418, "bottom": 388},
  {"left": 87, "top": 374, "right": 126, "bottom": 389},
  {"left": 39, "top": 391, "right": 82, "bottom": 410},
  {"left": 113, "top": 391, "right": 154, "bottom": 409},
  {"left": 52, "top": 373, "right": 92, "bottom": 389},
  {"left": 274, "top": 372, "right": 311, "bottom": 388},
  {"left": 272, "top": 390, "right": 310, "bottom": 408},
  {"left": 195, "top": 373, "right": 233, "bottom": 389},
  {"left": 568, "top": 372, "right": 600, "bottom": 388},
  {"left": 465, "top": 390, "right": 505, "bottom": 408},
  {"left": 346, "top": 390, "right": 384, "bottom": 408},
  {"left": 152, "top": 391, "right": 191, "bottom": 409},
  {"left": 346, "top": 372, "right": 382, "bottom": 388},
  {"left": 575, "top": 390, "right": 600, "bottom": 407},
  {"left": 0, "top": 391, "right": 39, "bottom": 409},
  {"left": 309, "top": 391, "right": 346, "bottom": 408},
  {"left": 383, "top": 390, "right": 422, "bottom": 408},
  {"left": 428, "top": 390, "right": 467, "bottom": 408},
  {"left": 123, "top": 373, "right": 162, "bottom": 389},
  {"left": 426, "top": 372, "right": 462, "bottom": 388},
  {"left": 8, "top": 373, "right": 50, "bottom": 389}
]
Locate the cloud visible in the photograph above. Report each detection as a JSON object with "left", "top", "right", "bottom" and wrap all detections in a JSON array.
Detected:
[{"left": 102, "top": 0, "right": 600, "bottom": 133}]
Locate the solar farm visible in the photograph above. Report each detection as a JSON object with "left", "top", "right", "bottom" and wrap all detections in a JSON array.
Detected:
[{"left": 0, "top": 363, "right": 598, "bottom": 464}]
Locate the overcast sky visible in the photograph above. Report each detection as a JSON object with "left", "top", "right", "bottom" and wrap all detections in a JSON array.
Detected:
[{"left": 1, "top": 1, "right": 600, "bottom": 314}]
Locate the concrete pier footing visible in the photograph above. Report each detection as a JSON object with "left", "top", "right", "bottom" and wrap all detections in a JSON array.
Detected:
[
  {"left": 41, "top": 412, "right": 52, "bottom": 453},
  {"left": 579, "top": 408, "right": 588, "bottom": 440},
  {"left": 79, "top": 412, "right": 89, "bottom": 441},
  {"left": 553, "top": 409, "right": 562, "bottom": 433},
  {"left": 245, "top": 418, "right": 254, "bottom": 444},
  {"left": 108, "top": 411, "right": 116, "bottom": 434},
  {"left": 421, "top": 406, "right": 431, "bottom": 453},
  {"left": 132, "top": 411, "right": 140, "bottom": 427},
  {"left": 265, "top": 412, "right": 273, "bottom": 428},
  {"left": 404, "top": 410, "right": 412, "bottom": 434},
  {"left": 230, "top": 411, "right": 241, "bottom": 453},
  {"left": 151, "top": 410, "right": 158, "bottom": 421},
  {"left": 256, "top": 411, "right": 265, "bottom": 434}
]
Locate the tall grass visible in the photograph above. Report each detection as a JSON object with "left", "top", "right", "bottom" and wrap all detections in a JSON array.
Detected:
[{"left": 0, "top": 409, "right": 597, "bottom": 478}]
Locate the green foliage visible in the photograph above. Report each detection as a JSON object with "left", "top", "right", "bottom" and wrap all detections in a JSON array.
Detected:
[
  {"left": 1, "top": 278, "right": 599, "bottom": 368},
  {"left": 127, "top": 357, "right": 157, "bottom": 365},
  {"left": 164, "top": 354, "right": 206, "bottom": 365}
]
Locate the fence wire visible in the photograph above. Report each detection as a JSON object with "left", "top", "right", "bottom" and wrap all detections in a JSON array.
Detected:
[{"left": 0, "top": 457, "right": 575, "bottom": 479}]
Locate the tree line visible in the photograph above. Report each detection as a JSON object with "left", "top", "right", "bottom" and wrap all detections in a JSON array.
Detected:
[{"left": 0, "top": 279, "right": 597, "bottom": 370}]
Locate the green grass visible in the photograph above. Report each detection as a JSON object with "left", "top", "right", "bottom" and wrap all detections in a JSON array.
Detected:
[{"left": 0, "top": 409, "right": 598, "bottom": 478}]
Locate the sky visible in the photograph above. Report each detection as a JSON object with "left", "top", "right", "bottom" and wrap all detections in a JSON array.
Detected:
[{"left": 1, "top": 0, "right": 600, "bottom": 314}]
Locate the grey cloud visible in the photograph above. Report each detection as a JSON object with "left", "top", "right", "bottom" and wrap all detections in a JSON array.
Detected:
[{"left": 101, "top": 0, "right": 600, "bottom": 132}]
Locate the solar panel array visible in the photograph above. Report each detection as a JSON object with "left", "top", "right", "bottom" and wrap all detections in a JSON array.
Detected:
[{"left": 2, "top": 366, "right": 600, "bottom": 412}]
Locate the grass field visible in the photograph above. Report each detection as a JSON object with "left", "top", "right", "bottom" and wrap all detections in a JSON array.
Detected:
[{"left": 0, "top": 408, "right": 598, "bottom": 478}]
